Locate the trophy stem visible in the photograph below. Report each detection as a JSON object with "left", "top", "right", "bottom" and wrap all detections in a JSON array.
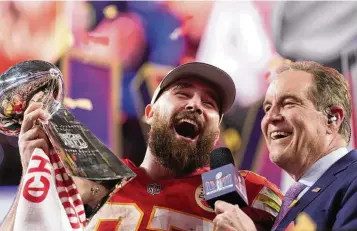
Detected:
[{"left": 41, "top": 102, "right": 135, "bottom": 181}]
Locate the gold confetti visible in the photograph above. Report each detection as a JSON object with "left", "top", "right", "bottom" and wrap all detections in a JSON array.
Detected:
[
  {"left": 64, "top": 97, "right": 93, "bottom": 111},
  {"left": 289, "top": 199, "right": 298, "bottom": 208},
  {"left": 103, "top": 5, "right": 118, "bottom": 19}
]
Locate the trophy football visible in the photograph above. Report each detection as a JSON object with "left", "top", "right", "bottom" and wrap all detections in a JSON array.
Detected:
[{"left": 0, "top": 60, "right": 135, "bottom": 180}]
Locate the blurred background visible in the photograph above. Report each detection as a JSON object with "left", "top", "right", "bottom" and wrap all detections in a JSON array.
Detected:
[{"left": 0, "top": 0, "right": 356, "bottom": 223}]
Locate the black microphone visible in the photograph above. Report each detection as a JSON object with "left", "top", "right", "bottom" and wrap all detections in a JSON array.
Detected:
[{"left": 201, "top": 147, "right": 248, "bottom": 209}]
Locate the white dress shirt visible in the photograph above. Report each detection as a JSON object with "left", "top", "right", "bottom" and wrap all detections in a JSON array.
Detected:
[{"left": 297, "top": 147, "right": 349, "bottom": 199}]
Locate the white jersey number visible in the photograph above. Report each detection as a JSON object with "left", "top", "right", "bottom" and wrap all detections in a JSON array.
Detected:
[{"left": 87, "top": 203, "right": 215, "bottom": 231}]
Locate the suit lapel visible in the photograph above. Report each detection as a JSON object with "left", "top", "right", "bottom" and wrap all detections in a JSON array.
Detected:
[
  {"left": 278, "top": 171, "right": 336, "bottom": 229},
  {"left": 277, "top": 150, "right": 357, "bottom": 230}
]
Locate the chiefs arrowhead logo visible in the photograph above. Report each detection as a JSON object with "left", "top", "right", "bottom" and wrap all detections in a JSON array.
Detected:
[{"left": 195, "top": 184, "right": 215, "bottom": 213}]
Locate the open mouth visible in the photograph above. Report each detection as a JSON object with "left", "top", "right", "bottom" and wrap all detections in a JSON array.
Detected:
[
  {"left": 270, "top": 131, "right": 292, "bottom": 140},
  {"left": 174, "top": 119, "right": 200, "bottom": 140}
]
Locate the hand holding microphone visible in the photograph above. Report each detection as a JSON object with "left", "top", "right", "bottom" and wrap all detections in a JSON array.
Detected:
[{"left": 214, "top": 200, "right": 257, "bottom": 231}]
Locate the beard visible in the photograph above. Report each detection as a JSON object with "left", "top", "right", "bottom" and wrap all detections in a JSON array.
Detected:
[{"left": 148, "top": 111, "right": 218, "bottom": 176}]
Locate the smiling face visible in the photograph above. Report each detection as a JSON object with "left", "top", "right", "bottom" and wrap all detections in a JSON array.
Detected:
[
  {"left": 145, "top": 78, "right": 221, "bottom": 175},
  {"left": 261, "top": 70, "right": 329, "bottom": 177}
]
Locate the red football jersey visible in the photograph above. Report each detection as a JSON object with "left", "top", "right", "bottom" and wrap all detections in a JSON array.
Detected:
[{"left": 85, "top": 159, "right": 283, "bottom": 231}]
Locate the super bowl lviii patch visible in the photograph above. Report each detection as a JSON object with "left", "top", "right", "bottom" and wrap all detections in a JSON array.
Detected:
[{"left": 252, "top": 187, "right": 282, "bottom": 217}]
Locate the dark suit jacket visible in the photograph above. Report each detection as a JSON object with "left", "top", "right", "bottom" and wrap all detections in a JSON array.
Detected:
[{"left": 276, "top": 150, "right": 357, "bottom": 231}]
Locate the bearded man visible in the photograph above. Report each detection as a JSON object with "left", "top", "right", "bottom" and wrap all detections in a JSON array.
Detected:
[{"left": 2, "top": 62, "right": 282, "bottom": 231}]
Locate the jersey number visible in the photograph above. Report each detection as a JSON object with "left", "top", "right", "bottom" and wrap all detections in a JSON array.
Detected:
[{"left": 92, "top": 203, "right": 215, "bottom": 231}]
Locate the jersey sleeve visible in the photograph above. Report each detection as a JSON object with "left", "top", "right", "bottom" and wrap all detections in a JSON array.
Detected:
[{"left": 240, "top": 170, "right": 284, "bottom": 229}]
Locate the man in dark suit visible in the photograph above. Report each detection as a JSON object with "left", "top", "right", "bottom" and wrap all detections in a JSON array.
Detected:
[{"left": 213, "top": 61, "right": 357, "bottom": 231}]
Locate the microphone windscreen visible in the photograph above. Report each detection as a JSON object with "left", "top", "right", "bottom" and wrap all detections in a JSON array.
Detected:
[{"left": 210, "top": 147, "right": 235, "bottom": 170}]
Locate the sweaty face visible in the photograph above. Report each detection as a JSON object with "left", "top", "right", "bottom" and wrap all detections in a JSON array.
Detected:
[
  {"left": 148, "top": 79, "right": 221, "bottom": 175},
  {"left": 261, "top": 71, "right": 328, "bottom": 175}
]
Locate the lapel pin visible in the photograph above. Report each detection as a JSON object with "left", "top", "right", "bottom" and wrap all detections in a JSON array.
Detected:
[{"left": 312, "top": 187, "right": 321, "bottom": 193}]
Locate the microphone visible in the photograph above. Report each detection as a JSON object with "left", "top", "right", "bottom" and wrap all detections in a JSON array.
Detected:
[{"left": 201, "top": 147, "right": 248, "bottom": 209}]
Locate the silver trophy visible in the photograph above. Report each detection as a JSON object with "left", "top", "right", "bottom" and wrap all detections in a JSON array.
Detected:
[{"left": 0, "top": 60, "right": 135, "bottom": 180}]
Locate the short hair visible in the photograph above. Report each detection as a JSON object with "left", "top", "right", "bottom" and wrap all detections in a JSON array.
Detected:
[{"left": 276, "top": 61, "right": 352, "bottom": 142}]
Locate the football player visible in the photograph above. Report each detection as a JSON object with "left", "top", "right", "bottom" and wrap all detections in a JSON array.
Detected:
[{"left": 8, "top": 62, "right": 283, "bottom": 231}]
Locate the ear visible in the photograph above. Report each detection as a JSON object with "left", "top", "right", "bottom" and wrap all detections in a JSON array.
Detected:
[
  {"left": 326, "top": 105, "right": 345, "bottom": 134},
  {"left": 145, "top": 104, "right": 155, "bottom": 125}
]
